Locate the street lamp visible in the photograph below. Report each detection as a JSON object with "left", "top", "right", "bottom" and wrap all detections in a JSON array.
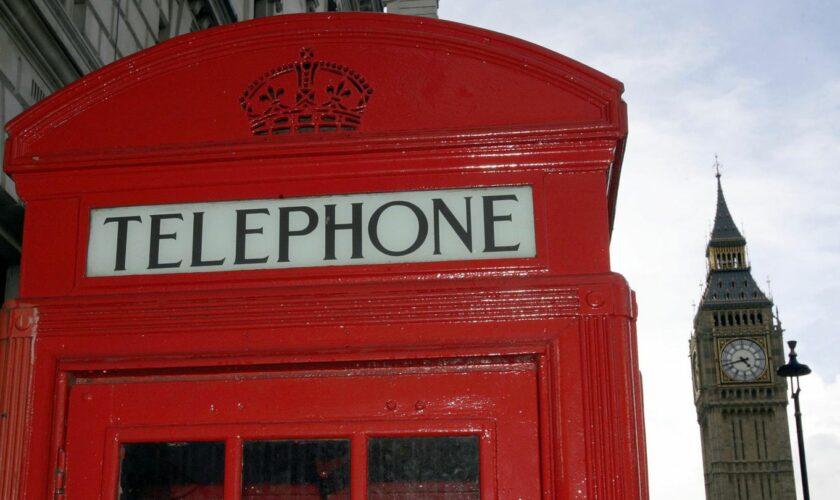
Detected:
[{"left": 777, "top": 340, "right": 812, "bottom": 500}]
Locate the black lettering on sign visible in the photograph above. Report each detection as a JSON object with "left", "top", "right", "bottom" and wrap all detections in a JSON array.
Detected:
[
  {"left": 103, "top": 215, "right": 141, "bottom": 271},
  {"left": 483, "top": 195, "right": 521, "bottom": 252},
  {"left": 278, "top": 206, "right": 318, "bottom": 262},
  {"left": 324, "top": 203, "right": 363, "bottom": 260},
  {"left": 432, "top": 197, "right": 472, "bottom": 255},
  {"left": 149, "top": 214, "right": 183, "bottom": 269},
  {"left": 235, "top": 209, "right": 270, "bottom": 265},
  {"left": 369, "top": 201, "right": 429, "bottom": 257},
  {"left": 191, "top": 212, "right": 225, "bottom": 267},
  {"left": 87, "top": 186, "right": 533, "bottom": 277}
]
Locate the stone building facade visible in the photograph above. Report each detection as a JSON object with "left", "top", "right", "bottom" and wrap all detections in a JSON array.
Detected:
[{"left": 690, "top": 171, "right": 797, "bottom": 499}]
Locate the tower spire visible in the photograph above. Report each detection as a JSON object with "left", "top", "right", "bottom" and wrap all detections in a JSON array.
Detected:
[
  {"left": 709, "top": 158, "right": 745, "bottom": 246},
  {"left": 701, "top": 157, "right": 769, "bottom": 305}
]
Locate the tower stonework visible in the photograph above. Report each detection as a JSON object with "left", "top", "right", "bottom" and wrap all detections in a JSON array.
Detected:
[{"left": 691, "top": 173, "right": 797, "bottom": 500}]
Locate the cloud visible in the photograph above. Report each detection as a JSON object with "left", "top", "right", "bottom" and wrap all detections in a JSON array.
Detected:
[
  {"left": 439, "top": 2, "right": 840, "bottom": 499},
  {"left": 788, "top": 373, "right": 840, "bottom": 499}
]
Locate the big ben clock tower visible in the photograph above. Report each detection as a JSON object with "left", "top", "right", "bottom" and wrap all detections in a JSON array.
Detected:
[{"left": 690, "top": 168, "right": 797, "bottom": 499}]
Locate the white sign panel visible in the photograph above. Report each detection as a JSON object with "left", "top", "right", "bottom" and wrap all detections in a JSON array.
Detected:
[{"left": 87, "top": 186, "right": 535, "bottom": 277}]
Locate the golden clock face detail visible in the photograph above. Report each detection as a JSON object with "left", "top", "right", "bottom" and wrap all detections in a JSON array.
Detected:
[
  {"left": 720, "top": 338, "right": 767, "bottom": 382},
  {"left": 692, "top": 351, "right": 700, "bottom": 392}
]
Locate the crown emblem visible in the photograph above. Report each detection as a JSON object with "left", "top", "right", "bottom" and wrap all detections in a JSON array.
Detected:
[{"left": 240, "top": 48, "right": 373, "bottom": 136}]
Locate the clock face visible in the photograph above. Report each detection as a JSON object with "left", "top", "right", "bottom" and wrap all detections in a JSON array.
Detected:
[{"left": 720, "top": 338, "right": 767, "bottom": 382}]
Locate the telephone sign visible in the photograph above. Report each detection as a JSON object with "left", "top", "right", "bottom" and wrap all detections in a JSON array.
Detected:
[{"left": 87, "top": 186, "right": 535, "bottom": 276}]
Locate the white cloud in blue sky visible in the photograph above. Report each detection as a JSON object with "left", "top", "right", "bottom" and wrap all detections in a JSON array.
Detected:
[{"left": 440, "top": 2, "right": 840, "bottom": 498}]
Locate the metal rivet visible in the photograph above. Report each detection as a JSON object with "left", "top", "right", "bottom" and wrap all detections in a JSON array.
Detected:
[
  {"left": 14, "top": 314, "right": 31, "bottom": 331},
  {"left": 586, "top": 291, "right": 606, "bottom": 308}
]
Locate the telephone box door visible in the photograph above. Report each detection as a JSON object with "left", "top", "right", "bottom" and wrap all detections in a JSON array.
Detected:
[{"left": 64, "top": 357, "right": 541, "bottom": 499}]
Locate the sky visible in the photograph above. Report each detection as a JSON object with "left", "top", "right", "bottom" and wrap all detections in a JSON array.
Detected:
[{"left": 438, "top": 1, "right": 840, "bottom": 498}]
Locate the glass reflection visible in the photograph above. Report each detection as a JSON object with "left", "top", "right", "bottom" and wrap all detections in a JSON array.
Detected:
[
  {"left": 368, "top": 436, "right": 480, "bottom": 499},
  {"left": 242, "top": 440, "right": 350, "bottom": 499},
  {"left": 118, "top": 441, "right": 224, "bottom": 500}
]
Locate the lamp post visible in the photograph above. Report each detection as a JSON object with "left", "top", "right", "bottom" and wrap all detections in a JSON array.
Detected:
[{"left": 777, "top": 340, "right": 811, "bottom": 500}]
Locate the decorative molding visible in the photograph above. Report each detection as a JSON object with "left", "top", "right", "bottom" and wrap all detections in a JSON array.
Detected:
[
  {"left": 10, "top": 306, "right": 38, "bottom": 338},
  {"left": 0, "top": 305, "right": 38, "bottom": 499},
  {"left": 8, "top": 129, "right": 621, "bottom": 177},
  {"left": 580, "top": 315, "right": 620, "bottom": 498},
  {"left": 241, "top": 48, "right": 374, "bottom": 136},
  {"left": 574, "top": 313, "right": 646, "bottom": 498},
  {"left": 35, "top": 284, "right": 581, "bottom": 337}
]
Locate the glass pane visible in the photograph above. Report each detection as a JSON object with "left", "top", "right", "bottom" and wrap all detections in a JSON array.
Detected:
[
  {"left": 368, "top": 436, "right": 480, "bottom": 499},
  {"left": 242, "top": 440, "right": 350, "bottom": 499},
  {"left": 119, "top": 441, "right": 224, "bottom": 500}
]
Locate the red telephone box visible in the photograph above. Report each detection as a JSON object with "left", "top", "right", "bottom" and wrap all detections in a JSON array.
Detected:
[{"left": 0, "top": 14, "right": 646, "bottom": 499}]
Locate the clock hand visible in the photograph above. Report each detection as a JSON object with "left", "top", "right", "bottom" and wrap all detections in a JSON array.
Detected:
[{"left": 722, "top": 356, "right": 752, "bottom": 368}]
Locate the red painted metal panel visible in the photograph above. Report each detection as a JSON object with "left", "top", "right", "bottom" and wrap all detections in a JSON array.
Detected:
[
  {"left": 17, "top": 163, "right": 615, "bottom": 297},
  {"left": 11, "top": 275, "right": 645, "bottom": 498},
  {"left": 20, "top": 198, "right": 80, "bottom": 297},
  {"left": 0, "top": 12, "right": 645, "bottom": 500},
  {"left": 4, "top": 15, "right": 624, "bottom": 171}
]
